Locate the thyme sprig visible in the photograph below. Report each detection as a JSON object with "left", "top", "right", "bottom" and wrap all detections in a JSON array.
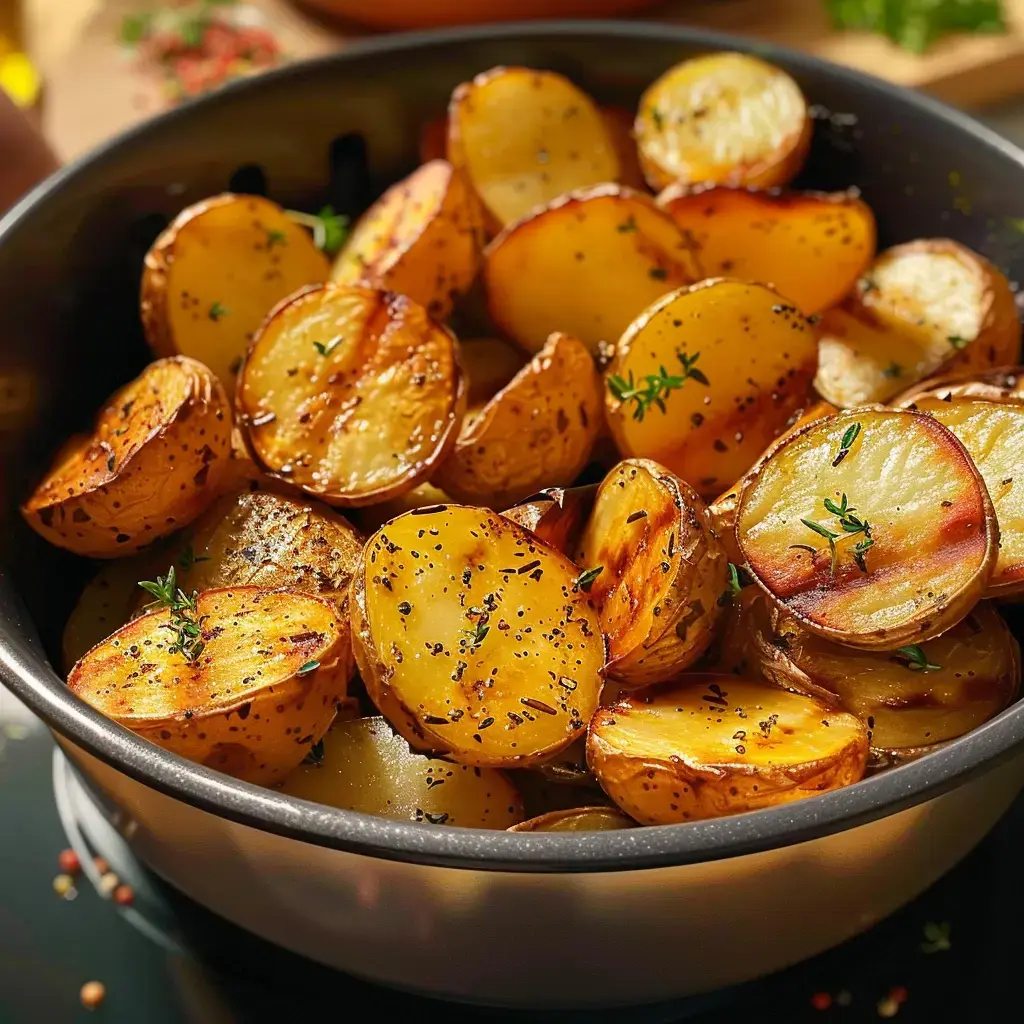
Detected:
[
  {"left": 607, "top": 350, "right": 709, "bottom": 421},
  {"left": 799, "top": 493, "right": 873, "bottom": 574},
  {"left": 286, "top": 205, "right": 350, "bottom": 255},
  {"left": 137, "top": 567, "right": 208, "bottom": 663},
  {"left": 832, "top": 421, "right": 862, "bottom": 467},
  {"left": 575, "top": 566, "right": 604, "bottom": 593},
  {"left": 896, "top": 645, "right": 943, "bottom": 672}
]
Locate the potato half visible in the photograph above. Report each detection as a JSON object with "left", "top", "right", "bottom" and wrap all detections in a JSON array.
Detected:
[
  {"left": 737, "top": 408, "right": 997, "bottom": 648},
  {"left": 484, "top": 184, "right": 700, "bottom": 357},
  {"left": 578, "top": 459, "right": 727, "bottom": 686},
  {"left": 507, "top": 806, "right": 635, "bottom": 832},
  {"left": 501, "top": 484, "right": 596, "bottom": 557},
  {"left": 68, "top": 587, "right": 350, "bottom": 785},
  {"left": 351, "top": 505, "right": 606, "bottom": 767},
  {"left": 605, "top": 279, "right": 818, "bottom": 498},
  {"left": 636, "top": 52, "right": 810, "bottom": 192},
  {"left": 587, "top": 676, "right": 868, "bottom": 824},
  {"left": 600, "top": 105, "right": 647, "bottom": 190},
  {"left": 236, "top": 284, "right": 465, "bottom": 507},
  {"left": 23, "top": 356, "right": 231, "bottom": 557},
  {"left": 141, "top": 194, "right": 330, "bottom": 393},
  {"left": 460, "top": 336, "right": 528, "bottom": 406},
  {"left": 893, "top": 365, "right": 1024, "bottom": 408},
  {"left": 657, "top": 186, "right": 876, "bottom": 315},
  {"left": 447, "top": 66, "right": 620, "bottom": 229},
  {"left": 435, "top": 332, "right": 603, "bottom": 508},
  {"left": 277, "top": 716, "right": 523, "bottom": 828}
]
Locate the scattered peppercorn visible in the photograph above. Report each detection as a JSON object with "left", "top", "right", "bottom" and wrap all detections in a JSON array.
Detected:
[{"left": 80, "top": 981, "right": 106, "bottom": 1010}]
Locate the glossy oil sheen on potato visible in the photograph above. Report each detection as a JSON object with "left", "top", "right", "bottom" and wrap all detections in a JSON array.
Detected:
[
  {"left": 237, "top": 284, "right": 465, "bottom": 507},
  {"left": 894, "top": 365, "right": 1024, "bottom": 408},
  {"left": 738, "top": 408, "right": 996, "bottom": 648},
  {"left": 605, "top": 280, "right": 818, "bottom": 498},
  {"left": 351, "top": 505, "right": 606, "bottom": 767},
  {"left": 587, "top": 676, "right": 868, "bottom": 824}
]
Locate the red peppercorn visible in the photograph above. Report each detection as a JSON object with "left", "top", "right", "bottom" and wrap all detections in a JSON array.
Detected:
[
  {"left": 57, "top": 849, "right": 80, "bottom": 875},
  {"left": 811, "top": 991, "right": 832, "bottom": 1011},
  {"left": 112, "top": 884, "right": 134, "bottom": 906},
  {"left": 93, "top": 856, "right": 109, "bottom": 875}
]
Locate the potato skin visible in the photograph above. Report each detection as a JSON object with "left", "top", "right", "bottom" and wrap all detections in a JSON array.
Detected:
[
  {"left": 893, "top": 365, "right": 1024, "bottom": 408},
  {"left": 22, "top": 356, "right": 231, "bottom": 557},
  {"left": 507, "top": 806, "right": 635, "bottom": 832},
  {"left": 501, "top": 484, "right": 596, "bottom": 557}
]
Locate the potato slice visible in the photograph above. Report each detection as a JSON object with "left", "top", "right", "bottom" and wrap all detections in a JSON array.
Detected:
[
  {"left": 68, "top": 587, "right": 350, "bottom": 786},
  {"left": 508, "top": 806, "right": 635, "bottom": 832},
  {"left": 657, "top": 186, "right": 876, "bottom": 315},
  {"left": 737, "top": 408, "right": 997, "bottom": 648},
  {"left": 600, "top": 105, "right": 647, "bottom": 190},
  {"left": 141, "top": 194, "right": 330, "bottom": 394},
  {"left": 484, "top": 184, "right": 700, "bottom": 357},
  {"left": 277, "top": 716, "right": 523, "bottom": 828},
  {"left": 330, "top": 160, "right": 482, "bottom": 321},
  {"left": 434, "top": 332, "right": 603, "bottom": 508},
  {"left": 636, "top": 52, "right": 810, "bottom": 193},
  {"left": 501, "top": 484, "right": 596, "bottom": 556},
  {"left": 237, "top": 284, "right": 465, "bottom": 507},
  {"left": 22, "top": 356, "right": 231, "bottom": 557},
  {"left": 893, "top": 365, "right": 1024, "bottom": 408},
  {"left": 579, "top": 459, "right": 727, "bottom": 686},
  {"left": 605, "top": 279, "right": 818, "bottom": 498},
  {"left": 351, "top": 505, "right": 605, "bottom": 767},
  {"left": 587, "top": 676, "right": 868, "bottom": 824},
  {"left": 448, "top": 66, "right": 620, "bottom": 230}
]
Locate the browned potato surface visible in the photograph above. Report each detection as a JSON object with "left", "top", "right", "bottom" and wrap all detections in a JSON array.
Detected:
[
  {"left": 68, "top": 587, "right": 349, "bottom": 785},
  {"left": 737, "top": 408, "right": 997, "bottom": 648},
  {"left": 349, "top": 483, "right": 452, "bottom": 536},
  {"left": 600, "top": 105, "right": 647, "bottom": 190},
  {"left": 460, "top": 336, "right": 527, "bottom": 406},
  {"left": 501, "top": 484, "right": 596, "bottom": 556},
  {"left": 351, "top": 505, "right": 606, "bottom": 767},
  {"left": 141, "top": 194, "right": 330, "bottom": 393},
  {"left": 587, "top": 676, "right": 868, "bottom": 824},
  {"left": 894, "top": 365, "right": 1024, "bottom": 408},
  {"left": 508, "top": 806, "right": 635, "bottom": 832},
  {"left": 236, "top": 284, "right": 465, "bottom": 507},
  {"left": 23, "top": 356, "right": 231, "bottom": 557}
]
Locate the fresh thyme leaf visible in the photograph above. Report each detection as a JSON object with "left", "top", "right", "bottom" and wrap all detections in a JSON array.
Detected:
[
  {"left": 312, "top": 337, "right": 342, "bottom": 357},
  {"left": 138, "top": 568, "right": 178, "bottom": 608},
  {"left": 823, "top": 494, "right": 849, "bottom": 517},
  {"left": 800, "top": 518, "right": 840, "bottom": 541},
  {"left": 285, "top": 206, "right": 350, "bottom": 255},
  {"left": 296, "top": 660, "right": 321, "bottom": 676},
  {"left": 121, "top": 12, "right": 153, "bottom": 45},
  {"left": 179, "top": 17, "right": 208, "bottom": 49},
  {"left": 208, "top": 301, "right": 229, "bottom": 322},
  {"left": 462, "top": 621, "right": 490, "bottom": 647},
  {"left": 852, "top": 536, "right": 874, "bottom": 572},
  {"left": 650, "top": 107, "right": 665, "bottom": 130},
  {"left": 832, "top": 421, "right": 862, "bottom": 466},
  {"left": 881, "top": 361, "right": 903, "bottom": 379},
  {"left": 178, "top": 544, "right": 211, "bottom": 573},
  {"left": 948, "top": 334, "right": 969, "bottom": 350},
  {"left": 303, "top": 738, "right": 325, "bottom": 765},
  {"left": 617, "top": 215, "right": 638, "bottom": 233},
  {"left": 575, "top": 566, "right": 604, "bottom": 592},
  {"left": 896, "top": 644, "right": 943, "bottom": 672},
  {"left": 266, "top": 228, "right": 287, "bottom": 249},
  {"left": 727, "top": 562, "right": 748, "bottom": 594}
]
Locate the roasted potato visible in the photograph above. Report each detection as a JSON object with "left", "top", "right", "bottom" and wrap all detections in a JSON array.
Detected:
[
  {"left": 578, "top": 459, "right": 727, "bottom": 686},
  {"left": 419, "top": 115, "right": 448, "bottom": 163},
  {"left": 604, "top": 279, "right": 818, "bottom": 498},
  {"left": 893, "top": 365, "right": 1024, "bottom": 408},
  {"left": 236, "top": 284, "right": 465, "bottom": 507},
  {"left": 22, "top": 357, "right": 231, "bottom": 557},
  {"left": 507, "top": 806, "right": 635, "bottom": 832},
  {"left": 657, "top": 186, "right": 876, "bottom": 315},
  {"left": 587, "top": 676, "right": 868, "bottom": 824},
  {"left": 351, "top": 505, "right": 606, "bottom": 767},
  {"left": 68, "top": 587, "right": 350, "bottom": 785},
  {"left": 331, "top": 160, "right": 482, "bottom": 320},
  {"left": 501, "top": 484, "right": 596, "bottom": 556},
  {"left": 600, "top": 105, "right": 647, "bottom": 190},
  {"left": 349, "top": 483, "right": 452, "bottom": 536},
  {"left": 737, "top": 408, "right": 997, "bottom": 648},
  {"left": 459, "top": 336, "right": 528, "bottom": 406},
  {"left": 277, "top": 716, "right": 524, "bottom": 828},
  {"left": 141, "top": 194, "right": 330, "bottom": 393},
  {"left": 635, "top": 52, "right": 810, "bottom": 193},
  {"left": 447, "top": 66, "right": 620, "bottom": 230},
  {"left": 435, "top": 332, "right": 603, "bottom": 508},
  {"left": 484, "top": 184, "right": 700, "bottom": 357},
  {"left": 815, "top": 240, "right": 1021, "bottom": 407}
]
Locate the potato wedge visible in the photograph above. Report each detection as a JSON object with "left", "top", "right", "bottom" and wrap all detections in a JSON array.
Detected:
[
  {"left": 351, "top": 505, "right": 606, "bottom": 767},
  {"left": 657, "top": 186, "right": 876, "bottom": 315},
  {"left": 447, "top": 66, "right": 620, "bottom": 230},
  {"left": 501, "top": 484, "right": 596, "bottom": 556},
  {"left": 508, "top": 806, "right": 635, "bottom": 832},
  {"left": 277, "top": 716, "right": 523, "bottom": 828},
  {"left": 68, "top": 587, "right": 350, "bottom": 786},
  {"left": 605, "top": 279, "right": 818, "bottom": 498},
  {"left": 434, "top": 332, "right": 603, "bottom": 508},
  {"left": 893, "top": 365, "right": 1024, "bottom": 408},
  {"left": 600, "top": 105, "right": 647, "bottom": 190},
  {"left": 141, "top": 194, "right": 330, "bottom": 393},
  {"left": 578, "top": 459, "right": 727, "bottom": 686},
  {"left": 459, "top": 336, "right": 528, "bottom": 407},
  {"left": 22, "top": 356, "right": 231, "bottom": 557},
  {"left": 636, "top": 52, "right": 810, "bottom": 193},
  {"left": 236, "top": 284, "right": 465, "bottom": 507},
  {"left": 484, "top": 184, "right": 700, "bottom": 357},
  {"left": 330, "top": 160, "right": 482, "bottom": 321},
  {"left": 737, "top": 408, "right": 997, "bottom": 648},
  {"left": 587, "top": 676, "right": 868, "bottom": 824}
]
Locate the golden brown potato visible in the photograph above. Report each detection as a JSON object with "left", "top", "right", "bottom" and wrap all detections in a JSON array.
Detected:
[
  {"left": 508, "top": 806, "right": 635, "bottom": 832},
  {"left": 349, "top": 483, "right": 452, "bottom": 536},
  {"left": 418, "top": 115, "right": 448, "bottom": 163},
  {"left": 600, "top": 105, "right": 647, "bottom": 190},
  {"left": 22, "top": 357, "right": 231, "bottom": 557},
  {"left": 277, "top": 716, "right": 523, "bottom": 828},
  {"left": 657, "top": 186, "right": 876, "bottom": 315},
  {"left": 447, "top": 66, "right": 620, "bottom": 230},
  {"left": 501, "top": 484, "right": 596, "bottom": 556},
  {"left": 893, "top": 365, "right": 1024, "bottom": 408},
  {"left": 331, "top": 160, "right": 482, "bottom": 321},
  {"left": 815, "top": 240, "right": 1021, "bottom": 407},
  {"left": 351, "top": 505, "right": 606, "bottom": 767},
  {"left": 484, "top": 184, "right": 700, "bottom": 357},
  {"left": 635, "top": 52, "right": 810, "bottom": 193},
  {"left": 587, "top": 676, "right": 868, "bottom": 824},
  {"left": 605, "top": 279, "right": 818, "bottom": 498},
  {"left": 141, "top": 194, "right": 330, "bottom": 394},
  {"left": 696, "top": 581, "right": 763, "bottom": 676},
  {"left": 578, "top": 459, "right": 727, "bottom": 686},
  {"left": 68, "top": 587, "right": 350, "bottom": 785},
  {"left": 236, "top": 284, "right": 465, "bottom": 507},
  {"left": 737, "top": 408, "right": 997, "bottom": 649},
  {"left": 434, "top": 332, "right": 603, "bottom": 508},
  {"left": 459, "top": 336, "right": 528, "bottom": 406}
]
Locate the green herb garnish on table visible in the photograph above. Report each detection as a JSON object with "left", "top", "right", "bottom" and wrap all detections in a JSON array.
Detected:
[{"left": 825, "top": 0, "right": 1006, "bottom": 53}]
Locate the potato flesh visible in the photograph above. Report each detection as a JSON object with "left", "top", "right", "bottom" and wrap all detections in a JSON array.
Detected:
[
  {"left": 353, "top": 505, "right": 605, "bottom": 766},
  {"left": 237, "top": 285, "right": 464, "bottom": 506},
  {"left": 460, "top": 336, "right": 527, "bottom": 406},
  {"left": 606, "top": 280, "right": 818, "bottom": 498},
  {"left": 738, "top": 409, "right": 995, "bottom": 647},
  {"left": 277, "top": 716, "right": 523, "bottom": 828},
  {"left": 508, "top": 806, "right": 635, "bottom": 832}
]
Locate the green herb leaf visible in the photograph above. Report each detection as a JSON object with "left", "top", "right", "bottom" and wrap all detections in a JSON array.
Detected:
[
  {"left": 296, "top": 660, "right": 321, "bottom": 676},
  {"left": 121, "top": 12, "right": 153, "bottom": 45},
  {"left": 896, "top": 645, "right": 943, "bottom": 672},
  {"left": 138, "top": 568, "right": 178, "bottom": 608},
  {"left": 178, "top": 544, "right": 211, "bottom": 574},
  {"left": 575, "top": 566, "right": 604, "bottom": 592},
  {"left": 948, "top": 334, "right": 969, "bottom": 350},
  {"left": 303, "top": 738, "right": 325, "bottom": 765},
  {"left": 881, "top": 361, "right": 903, "bottom": 379},
  {"left": 727, "top": 562, "right": 748, "bottom": 595},
  {"left": 285, "top": 206, "right": 350, "bottom": 255},
  {"left": 266, "top": 228, "right": 288, "bottom": 249},
  {"left": 312, "top": 337, "right": 342, "bottom": 357},
  {"left": 617, "top": 215, "right": 638, "bottom": 233},
  {"left": 208, "top": 301, "right": 229, "bottom": 322},
  {"left": 921, "top": 920, "right": 952, "bottom": 953},
  {"left": 832, "top": 421, "right": 862, "bottom": 466},
  {"left": 462, "top": 621, "right": 490, "bottom": 647},
  {"left": 800, "top": 518, "right": 840, "bottom": 541}
]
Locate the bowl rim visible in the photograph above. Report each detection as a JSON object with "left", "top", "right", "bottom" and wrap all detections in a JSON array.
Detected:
[{"left": 5, "top": 18, "right": 1024, "bottom": 874}]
